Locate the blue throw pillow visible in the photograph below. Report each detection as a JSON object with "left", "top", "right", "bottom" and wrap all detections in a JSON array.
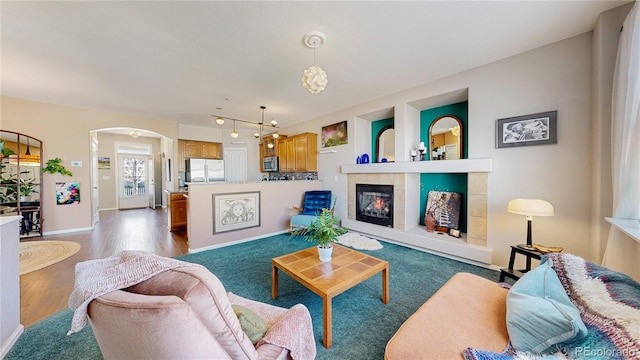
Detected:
[
  {"left": 506, "top": 258, "right": 588, "bottom": 353},
  {"left": 302, "top": 190, "right": 332, "bottom": 215}
]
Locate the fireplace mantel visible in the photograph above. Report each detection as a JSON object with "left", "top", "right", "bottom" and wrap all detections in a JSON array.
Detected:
[{"left": 341, "top": 158, "right": 492, "bottom": 174}]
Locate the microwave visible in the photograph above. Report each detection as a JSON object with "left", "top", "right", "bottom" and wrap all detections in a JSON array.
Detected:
[{"left": 263, "top": 156, "right": 278, "bottom": 172}]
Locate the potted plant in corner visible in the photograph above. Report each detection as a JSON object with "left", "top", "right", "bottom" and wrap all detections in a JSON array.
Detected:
[{"left": 292, "top": 208, "right": 348, "bottom": 262}]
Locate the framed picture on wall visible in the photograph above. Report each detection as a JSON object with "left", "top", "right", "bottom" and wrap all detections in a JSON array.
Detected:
[
  {"left": 321, "top": 120, "right": 348, "bottom": 147},
  {"left": 496, "top": 111, "right": 557, "bottom": 148},
  {"left": 213, "top": 191, "right": 260, "bottom": 234}
]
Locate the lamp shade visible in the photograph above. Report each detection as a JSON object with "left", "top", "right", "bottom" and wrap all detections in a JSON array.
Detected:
[{"left": 508, "top": 199, "right": 554, "bottom": 217}]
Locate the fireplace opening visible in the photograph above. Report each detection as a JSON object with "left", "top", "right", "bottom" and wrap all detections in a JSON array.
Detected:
[{"left": 356, "top": 184, "right": 393, "bottom": 227}]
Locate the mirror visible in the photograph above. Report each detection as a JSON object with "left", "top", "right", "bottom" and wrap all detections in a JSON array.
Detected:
[
  {"left": 0, "top": 131, "right": 43, "bottom": 238},
  {"left": 428, "top": 115, "right": 463, "bottom": 160},
  {"left": 376, "top": 125, "right": 395, "bottom": 162}
]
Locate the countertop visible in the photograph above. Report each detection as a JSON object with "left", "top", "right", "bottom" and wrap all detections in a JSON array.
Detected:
[{"left": 185, "top": 180, "right": 320, "bottom": 185}]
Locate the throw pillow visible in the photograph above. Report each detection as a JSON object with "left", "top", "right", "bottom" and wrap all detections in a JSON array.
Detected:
[
  {"left": 232, "top": 304, "right": 268, "bottom": 345},
  {"left": 302, "top": 190, "right": 332, "bottom": 215},
  {"left": 506, "top": 258, "right": 588, "bottom": 353}
]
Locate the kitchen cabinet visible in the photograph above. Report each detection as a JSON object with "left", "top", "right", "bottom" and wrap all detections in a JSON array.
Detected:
[
  {"left": 278, "top": 133, "right": 317, "bottom": 172},
  {"left": 261, "top": 134, "right": 285, "bottom": 157},
  {"left": 167, "top": 191, "right": 187, "bottom": 231},
  {"left": 178, "top": 140, "right": 222, "bottom": 172}
]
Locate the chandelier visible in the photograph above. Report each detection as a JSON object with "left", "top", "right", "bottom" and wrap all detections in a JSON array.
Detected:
[
  {"left": 212, "top": 106, "right": 278, "bottom": 139},
  {"left": 301, "top": 31, "right": 328, "bottom": 94}
]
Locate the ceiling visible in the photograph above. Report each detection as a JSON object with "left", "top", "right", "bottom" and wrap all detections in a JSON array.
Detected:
[{"left": 1, "top": 1, "right": 630, "bottom": 132}]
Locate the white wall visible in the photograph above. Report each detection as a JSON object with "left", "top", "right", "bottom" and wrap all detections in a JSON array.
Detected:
[{"left": 279, "top": 32, "right": 597, "bottom": 268}]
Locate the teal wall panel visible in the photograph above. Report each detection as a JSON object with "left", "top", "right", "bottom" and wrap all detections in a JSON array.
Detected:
[
  {"left": 371, "top": 118, "right": 394, "bottom": 163},
  {"left": 418, "top": 102, "right": 469, "bottom": 232}
]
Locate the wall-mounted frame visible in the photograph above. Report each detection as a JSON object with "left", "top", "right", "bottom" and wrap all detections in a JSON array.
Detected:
[
  {"left": 321, "top": 120, "right": 348, "bottom": 147},
  {"left": 98, "top": 157, "right": 110, "bottom": 169},
  {"left": 213, "top": 191, "right": 260, "bottom": 234},
  {"left": 496, "top": 111, "right": 557, "bottom": 148},
  {"left": 56, "top": 182, "right": 81, "bottom": 205}
]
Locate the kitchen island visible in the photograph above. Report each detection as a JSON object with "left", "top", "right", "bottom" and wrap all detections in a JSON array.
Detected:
[{"left": 186, "top": 180, "right": 322, "bottom": 252}]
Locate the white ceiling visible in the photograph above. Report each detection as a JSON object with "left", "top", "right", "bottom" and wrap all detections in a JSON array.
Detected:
[{"left": 1, "top": 1, "right": 630, "bottom": 131}]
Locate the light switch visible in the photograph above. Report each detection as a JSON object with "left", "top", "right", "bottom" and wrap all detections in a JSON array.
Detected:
[
  {"left": 102, "top": 176, "right": 110, "bottom": 180},
  {"left": 71, "top": 161, "right": 82, "bottom": 167}
]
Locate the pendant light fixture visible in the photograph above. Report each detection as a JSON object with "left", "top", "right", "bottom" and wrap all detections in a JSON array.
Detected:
[
  {"left": 230, "top": 120, "right": 239, "bottom": 138},
  {"left": 212, "top": 105, "right": 278, "bottom": 139},
  {"left": 10, "top": 136, "right": 41, "bottom": 166},
  {"left": 301, "top": 31, "right": 328, "bottom": 94},
  {"left": 254, "top": 106, "right": 266, "bottom": 139}
]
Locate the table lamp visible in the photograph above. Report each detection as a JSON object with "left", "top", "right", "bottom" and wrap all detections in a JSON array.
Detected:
[{"left": 507, "top": 199, "right": 554, "bottom": 251}]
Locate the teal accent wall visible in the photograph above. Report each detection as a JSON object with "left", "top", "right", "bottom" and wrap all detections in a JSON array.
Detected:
[
  {"left": 419, "top": 173, "right": 468, "bottom": 232},
  {"left": 418, "top": 102, "right": 469, "bottom": 231},
  {"left": 420, "top": 101, "right": 468, "bottom": 159},
  {"left": 371, "top": 118, "right": 394, "bottom": 163}
]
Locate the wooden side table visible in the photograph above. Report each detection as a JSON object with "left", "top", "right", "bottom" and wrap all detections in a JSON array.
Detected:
[{"left": 499, "top": 245, "right": 543, "bottom": 282}]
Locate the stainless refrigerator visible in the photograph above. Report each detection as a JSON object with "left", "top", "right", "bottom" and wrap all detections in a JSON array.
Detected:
[{"left": 185, "top": 158, "right": 225, "bottom": 183}]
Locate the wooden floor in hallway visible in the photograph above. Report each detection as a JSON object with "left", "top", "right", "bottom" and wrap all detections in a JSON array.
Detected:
[{"left": 19, "top": 208, "right": 189, "bottom": 328}]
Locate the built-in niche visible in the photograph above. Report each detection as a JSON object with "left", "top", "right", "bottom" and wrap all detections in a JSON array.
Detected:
[{"left": 371, "top": 117, "right": 394, "bottom": 163}]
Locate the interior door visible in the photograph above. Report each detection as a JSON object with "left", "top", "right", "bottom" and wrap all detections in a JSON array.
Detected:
[
  {"left": 224, "top": 147, "right": 247, "bottom": 182},
  {"left": 148, "top": 155, "right": 155, "bottom": 208},
  {"left": 118, "top": 154, "right": 150, "bottom": 209},
  {"left": 91, "top": 135, "right": 100, "bottom": 225}
]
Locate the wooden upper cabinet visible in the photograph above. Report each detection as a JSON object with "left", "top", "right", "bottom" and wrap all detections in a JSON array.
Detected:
[
  {"left": 184, "top": 142, "right": 203, "bottom": 158},
  {"left": 261, "top": 134, "right": 283, "bottom": 157},
  {"left": 178, "top": 140, "right": 222, "bottom": 172},
  {"left": 202, "top": 142, "right": 221, "bottom": 159},
  {"left": 277, "top": 133, "right": 317, "bottom": 172}
]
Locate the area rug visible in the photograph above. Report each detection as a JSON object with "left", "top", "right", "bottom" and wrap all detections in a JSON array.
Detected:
[
  {"left": 337, "top": 232, "right": 383, "bottom": 250},
  {"left": 19, "top": 241, "right": 81, "bottom": 275},
  {"left": 6, "top": 234, "right": 500, "bottom": 360}
]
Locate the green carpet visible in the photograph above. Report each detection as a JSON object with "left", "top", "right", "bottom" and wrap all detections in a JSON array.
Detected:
[{"left": 6, "top": 234, "right": 500, "bottom": 359}]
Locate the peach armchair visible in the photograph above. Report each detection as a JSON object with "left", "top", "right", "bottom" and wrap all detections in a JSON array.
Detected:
[{"left": 86, "top": 264, "right": 316, "bottom": 360}]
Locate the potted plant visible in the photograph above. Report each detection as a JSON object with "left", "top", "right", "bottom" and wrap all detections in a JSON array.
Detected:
[
  {"left": 292, "top": 208, "right": 348, "bottom": 262},
  {"left": 19, "top": 177, "right": 38, "bottom": 202},
  {"left": 41, "top": 158, "right": 73, "bottom": 176}
]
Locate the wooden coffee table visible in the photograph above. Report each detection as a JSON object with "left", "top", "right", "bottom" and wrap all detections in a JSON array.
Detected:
[{"left": 272, "top": 244, "right": 389, "bottom": 348}]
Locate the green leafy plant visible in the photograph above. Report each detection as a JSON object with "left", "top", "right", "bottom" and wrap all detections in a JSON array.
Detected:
[
  {"left": 1, "top": 147, "right": 16, "bottom": 157},
  {"left": 19, "top": 177, "right": 38, "bottom": 197},
  {"left": 292, "top": 208, "right": 348, "bottom": 248},
  {"left": 41, "top": 158, "right": 73, "bottom": 176}
]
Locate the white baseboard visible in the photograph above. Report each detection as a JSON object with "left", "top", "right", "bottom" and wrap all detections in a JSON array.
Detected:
[
  {"left": 98, "top": 207, "right": 117, "bottom": 211},
  {"left": 43, "top": 227, "right": 92, "bottom": 236},
  {"left": 188, "top": 230, "right": 289, "bottom": 254},
  {"left": 1, "top": 324, "right": 24, "bottom": 358}
]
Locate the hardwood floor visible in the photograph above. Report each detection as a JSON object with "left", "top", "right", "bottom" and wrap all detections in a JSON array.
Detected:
[{"left": 19, "top": 208, "right": 188, "bottom": 328}]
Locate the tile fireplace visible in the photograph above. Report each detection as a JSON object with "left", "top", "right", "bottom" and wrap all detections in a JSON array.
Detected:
[{"left": 356, "top": 184, "right": 394, "bottom": 227}]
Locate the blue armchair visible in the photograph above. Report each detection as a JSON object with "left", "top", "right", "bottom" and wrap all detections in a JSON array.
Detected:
[{"left": 289, "top": 190, "right": 337, "bottom": 233}]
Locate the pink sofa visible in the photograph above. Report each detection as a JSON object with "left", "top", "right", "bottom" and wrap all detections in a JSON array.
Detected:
[
  {"left": 87, "top": 265, "right": 315, "bottom": 360},
  {"left": 385, "top": 272, "right": 509, "bottom": 359}
]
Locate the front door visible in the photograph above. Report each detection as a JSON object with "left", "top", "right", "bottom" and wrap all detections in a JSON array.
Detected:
[{"left": 118, "top": 154, "right": 151, "bottom": 209}]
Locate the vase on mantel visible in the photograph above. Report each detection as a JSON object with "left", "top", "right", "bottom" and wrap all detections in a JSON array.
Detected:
[{"left": 425, "top": 211, "right": 436, "bottom": 232}]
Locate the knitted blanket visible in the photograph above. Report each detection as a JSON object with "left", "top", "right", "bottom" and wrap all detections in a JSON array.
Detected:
[
  {"left": 464, "top": 253, "right": 640, "bottom": 360},
  {"left": 67, "top": 250, "right": 200, "bottom": 335}
]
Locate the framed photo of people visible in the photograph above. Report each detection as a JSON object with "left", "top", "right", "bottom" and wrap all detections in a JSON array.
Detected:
[
  {"left": 496, "top": 111, "right": 557, "bottom": 148},
  {"left": 213, "top": 192, "right": 260, "bottom": 234}
]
